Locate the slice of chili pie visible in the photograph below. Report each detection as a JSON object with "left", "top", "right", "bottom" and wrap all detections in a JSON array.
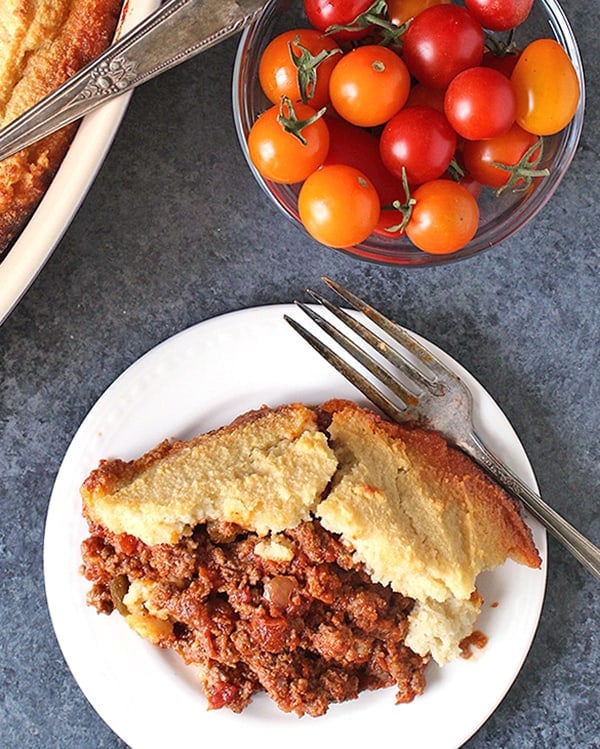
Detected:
[{"left": 80, "top": 399, "right": 541, "bottom": 716}]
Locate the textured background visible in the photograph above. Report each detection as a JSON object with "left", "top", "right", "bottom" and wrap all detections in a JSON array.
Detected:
[{"left": 1, "top": 1, "right": 598, "bottom": 746}]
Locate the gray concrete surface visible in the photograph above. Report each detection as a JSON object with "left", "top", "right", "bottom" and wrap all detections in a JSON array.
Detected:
[{"left": 1, "top": 2, "right": 598, "bottom": 746}]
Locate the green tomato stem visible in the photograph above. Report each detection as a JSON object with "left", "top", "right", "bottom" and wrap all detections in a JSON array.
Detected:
[
  {"left": 493, "top": 137, "right": 550, "bottom": 195},
  {"left": 323, "top": 0, "right": 410, "bottom": 47},
  {"left": 276, "top": 95, "right": 326, "bottom": 145},
  {"left": 288, "top": 37, "right": 341, "bottom": 104},
  {"left": 382, "top": 168, "right": 415, "bottom": 234}
]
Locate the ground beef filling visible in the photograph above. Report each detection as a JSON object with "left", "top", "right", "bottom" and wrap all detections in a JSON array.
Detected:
[{"left": 81, "top": 519, "right": 428, "bottom": 716}]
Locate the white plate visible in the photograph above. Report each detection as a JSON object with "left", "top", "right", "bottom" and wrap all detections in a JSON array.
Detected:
[
  {"left": 0, "top": 0, "right": 161, "bottom": 326},
  {"left": 44, "top": 304, "right": 547, "bottom": 749}
]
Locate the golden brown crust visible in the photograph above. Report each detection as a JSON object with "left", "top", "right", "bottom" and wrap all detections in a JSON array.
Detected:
[
  {"left": 81, "top": 439, "right": 175, "bottom": 503},
  {"left": 0, "top": 0, "right": 124, "bottom": 254},
  {"left": 320, "top": 398, "right": 541, "bottom": 572},
  {"left": 399, "top": 425, "right": 541, "bottom": 569}
]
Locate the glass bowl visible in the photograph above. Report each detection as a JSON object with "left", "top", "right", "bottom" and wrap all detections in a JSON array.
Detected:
[{"left": 232, "top": 0, "right": 585, "bottom": 266}]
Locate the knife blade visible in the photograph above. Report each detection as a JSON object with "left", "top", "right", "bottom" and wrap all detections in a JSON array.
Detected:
[{"left": 0, "top": 0, "right": 268, "bottom": 161}]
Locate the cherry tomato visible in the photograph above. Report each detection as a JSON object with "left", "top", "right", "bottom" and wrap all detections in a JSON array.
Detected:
[
  {"left": 464, "top": 0, "right": 534, "bottom": 31},
  {"left": 376, "top": 207, "right": 411, "bottom": 238},
  {"left": 401, "top": 5, "right": 485, "bottom": 89},
  {"left": 510, "top": 39, "right": 580, "bottom": 136},
  {"left": 444, "top": 66, "right": 516, "bottom": 140},
  {"left": 405, "top": 83, "right": 446, "bottom": 113},
  {"left": 328, "top": 45, "right": 411, "bottom": 127},
  {"left": 323, "top": 117, "right": 405, "bottom": 205},
  {"left": 442, "top": 154, "right": 482, "bottom": 199},
  {"left": 380, "top": 106, "right": 457, "bottom": 185},
  {"left": 322, "top": 117, "right": 409, "bottom": 237},
  {"left": 247, "top": 98, "right": 330, "bottom": 184},
  {"left": 387, "top": 0, "right": 451, "bottom": 26},
  {"left": 462, "top": 122, "right": 543, "bottom": 189},
  {"left": 482, "top": 48, "right": 521, "bottom": 77},
  {"left": 258, "top": 29, "right": 341, "bottom": 110},
  {"left": 451, "top": 171, "right": 482, "bottom": 200},
  {"left": 298, "top": 165, "right": 380, "bottom": 247},
  {"left": 304, "top": 0, "right": 378, "bottom": 41},
  {"left": 406, "top": 180, "right": 480, "bottom": 254}
]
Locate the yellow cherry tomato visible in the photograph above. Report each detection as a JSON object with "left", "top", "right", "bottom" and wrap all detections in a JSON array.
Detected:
[
  {"left": 407, "top": 180, "right": 479, "bottom": 254},
  {"left": 510, "top": 39, "right": 580, "bottom": 136}
]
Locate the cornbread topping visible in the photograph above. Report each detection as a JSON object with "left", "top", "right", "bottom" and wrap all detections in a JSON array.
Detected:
[
  {"left": 82, "top": 404, "right": 338, "bottom": 544},
  {"left": 81, "top": 400, "right": 540, "bottom": 715}
]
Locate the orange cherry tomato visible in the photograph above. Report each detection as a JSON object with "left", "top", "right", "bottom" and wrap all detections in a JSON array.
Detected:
[
  {"left": 258, "top": 29, "right": 342, "bottom": 110},
  {"left": 510, "top": 39, "right": 580, "bottom": 136},
  {"left": 387, "top": 0, "right": 451, "bottom": 26},
  {"left": 328, "top": 45, "right": 411, "bottom": 127},
  {"left": 247, "top": 99, "right": 330, "bottom": 184},
  {"left": 298, "top": 165, "right": 380, "bottom": 247},
  {"left": 406, "top": 180, "right": 479, "bottom": 254}
]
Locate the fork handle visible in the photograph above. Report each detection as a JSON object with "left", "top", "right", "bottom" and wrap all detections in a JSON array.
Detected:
[{"left": 463, "top": 431, "right": 600, "bottom": 581}]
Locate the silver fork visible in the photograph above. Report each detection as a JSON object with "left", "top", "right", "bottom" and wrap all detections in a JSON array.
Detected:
[{"left": 285, "top": 277, "right": 600, "bottom": 582}]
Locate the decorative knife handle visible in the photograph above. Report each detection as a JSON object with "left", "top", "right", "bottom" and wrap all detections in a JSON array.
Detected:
[{"left": 0, "top": 0, "right": 267, "bottom": 160}]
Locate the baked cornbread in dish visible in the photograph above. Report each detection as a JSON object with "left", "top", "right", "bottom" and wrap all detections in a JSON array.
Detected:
[
  {"left": 0, "top": 0, "right": 124, "bottom": 254},
  {"left": 80, "top": 400, "right": 541, "bottom": 716}
]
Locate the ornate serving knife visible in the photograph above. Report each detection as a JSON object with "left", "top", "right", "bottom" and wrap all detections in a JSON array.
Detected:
[{"left": 0, "top": 0, "right": 268, "bottom": 160}]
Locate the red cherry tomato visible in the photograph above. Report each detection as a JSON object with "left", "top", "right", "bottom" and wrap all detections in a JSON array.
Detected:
[
  {"left": 401, "top": 5, "right": 485, "bottom": 89},
  {"left": 405, "top": 83, "right": 446, "bottom": 113},
  {"left": 464, "top": 0, "right": 534, "bottom": 31},
  {"left": 380, "top": 106, "right": 457, "bottom": 185},
  {"left": 444, "top": 66, "right": 516, "bottom": 140},
  {"left": 247, "top": 99, "right": 330, "bottom": 184},
  {"left": 322, "top": 117, "right": 411, "bottom": 238},
  {"left": 304, "top": 0, "right": 378, "bottom": 41},
  {"left": 453, "top": 172, "right": 482, "bottom": 200},
  {"left": 406, "top": 180, "right": 480, "bottom": 254},
  {"left": 442, "top": 154, "right": 482, "bottom": 199},
  {"left": 323, "top": 116, "right": 405, "bottom": 206},
  {"left": 482, "top": 48, "right": 521, "bottom": 77},
  {"left": 258, "top": 29, "right": 341, "bottom": 110},
  {"left": 462, "top": 122, "right": 543, "bottom": 189},
  {"left": 510, "top": 39, "right": 580, "bottom": 135},
  {"left": 328, "top": 45, "right": 411, "bottom": 127},
  {"left": 298, "top": 165, "right": 380, "bottom": 247}
]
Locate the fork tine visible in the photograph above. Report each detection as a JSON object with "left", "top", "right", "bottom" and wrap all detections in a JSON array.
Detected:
[
  {"left": 292, "top": 301, "right": 421, "bottom": 408},
  {"left": 321, "top": 276, "right": 453, "bottom": 384},
  {"left": 284, "top": 314, "right": 409, "bottom": 423},
  {"left": 306, "top": 287, "right": 444, "bottom": 396}
]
